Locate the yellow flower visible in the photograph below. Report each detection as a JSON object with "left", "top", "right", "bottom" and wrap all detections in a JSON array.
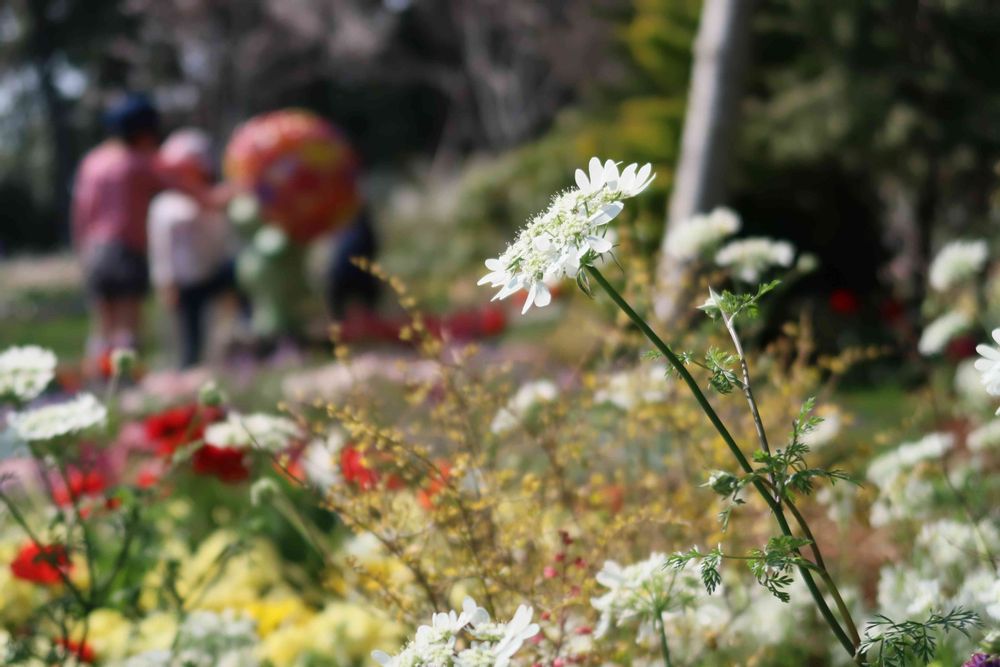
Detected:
[
  {"left": 242, "top": 594, "right": 314, "bottom": 637},
  {"left": 132, "top": 612, "right": 178, "bottom": 653},
  {"left": 71, "top": 609, "right": 131, "bottom": 662}
]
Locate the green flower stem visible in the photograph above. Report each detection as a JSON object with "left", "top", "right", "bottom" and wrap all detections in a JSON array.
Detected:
[
  {"left": 721, "top": 313, "right": 862, "bottom": 650},
  {"left": 656, "top": 611, "right": 674, "bottom": 667},
  {"left": 586, "top": 266, "right": 860, "bottom": 662},
  {"left": 782, "top": 495, "right": 861, "bottom": 647}
]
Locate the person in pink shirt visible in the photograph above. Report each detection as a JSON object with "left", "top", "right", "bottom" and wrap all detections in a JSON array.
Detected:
[
  {"left": 72, "top": 96, "right": 231, "bottom": 371},
  {"left": 72, "top": 95, "right": 167, "bottom": 365}
]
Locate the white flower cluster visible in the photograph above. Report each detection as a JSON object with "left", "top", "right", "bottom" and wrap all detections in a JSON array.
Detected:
[
  {"left": 7, "top": 393, "right": 107, "bottom": 443},
  {"left": 479, "top": 157, "right": 654, "bottom": 313},
  {"left": 917, "top": 311, "right": 970, "bottom": 356},
  {"left": 0, "top": 345, "right": 56, "bottom": 403},
  {"left": 114, "top": 610, "right": 260, "bottom": 667},
  {"left": 490, "top": 379, "right": 559, "bottom": 434},
  {"left": 302, "top": 429, "right": 346, "bottom": 491},
  {"left": 928, "top": 239, "right": 988, "bottom": 292},
  {"left": 371, "top": 597, "right": 539, "bottom": 667},
  {"left": 975, "top": 328, "right": 1000, "bottom": 410},
  {"left": 714, "top": 237, "right": 795, "bottom": 283},
  {"left": 866, "top": 432, "right": 953, "bottom": 526},
  {"left": 878, "top": 518, "right": 1000, "bottom": 627},
  {"left": 664, "top": 207, "right": 741, "bottom": 261},
  {"left": 203, "top": 412, "right": 301, "bottom": 452},
  {"left": 592, "top": 553, "right": 701, "bottom": 644},
  {"left": 594, "top": 365, "right": 670, "bottom": 411}
]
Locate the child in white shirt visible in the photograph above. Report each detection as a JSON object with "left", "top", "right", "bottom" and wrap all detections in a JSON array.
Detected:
[{"left": 148, "top": 129, "right": 242, "bottom": 367}]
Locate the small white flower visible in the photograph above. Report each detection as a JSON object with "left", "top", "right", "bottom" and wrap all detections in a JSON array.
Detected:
[
  {"left": 203, "top": 412, "right": 301, "bottom": 452},
  {"left": 8, "top": 393, "right": 106, "bottom": 443},
  {"left": 714, "top": 237, "right": 795, "bottom": 282},
  {"left": 480, "top": 157, "right": 654, "bottom": 313},
  {"left": 665, "top": 207, "right": 741, "bottom": 260},
  {"left": 928, "top": 239, "right": 988, "bottom": 292},
  {"left": 591, "top": 552, "right": 703, "bottom": 643},
  {"left": 975, "top": 328, "right": 1000, "bottom": 399},
  {"left": 917, "top": 311, "right": 970, "bottom": 356},
  {"left": 373, "top": 597, "right": 535, "bottom": 667},
  {"left": 491, "top": 605, "right": 540, "bottom": 667},
  {"left": 302, "top": 430, "right": 346, "bottom": 491},
  {"left": 0, "top": 345, "right": 57, "bottom": 403}
]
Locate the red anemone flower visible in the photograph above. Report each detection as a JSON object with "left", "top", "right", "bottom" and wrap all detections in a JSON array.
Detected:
[
  {"left": 192, "top": 444, "right": 251, "bottom": 483},
  {"left": 144, "top": 405, "right": 224, "bottom": 457},
  {"left": 51, "top": 468, "right": 107, "bottom": 506},
  {"left": 10, "top": 542, "right": 72, "bottom": 585}
]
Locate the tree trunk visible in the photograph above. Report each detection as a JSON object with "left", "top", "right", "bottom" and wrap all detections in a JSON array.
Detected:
[
  {"left": 25, "top": 0, "right": 75, "bottom": 246},
  {"left": 654, "top": 0, "right": 755, "bottom": 321}
]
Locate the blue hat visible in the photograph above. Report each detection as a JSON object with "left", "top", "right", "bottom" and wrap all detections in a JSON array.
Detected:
[{"left": 104, "top": 93, "right": 161, "bottom": 142}]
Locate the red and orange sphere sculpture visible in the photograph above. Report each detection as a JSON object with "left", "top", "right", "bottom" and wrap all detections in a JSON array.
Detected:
[{"left": 224, "top": 110, "right": 361, "bottom": 243}]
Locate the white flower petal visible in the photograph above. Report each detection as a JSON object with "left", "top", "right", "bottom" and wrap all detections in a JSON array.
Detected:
[
  {"left": 588, "top": 235, "right": 613, "bottom": 253},
  {"left": 575, "top": 168, "right": 589, "bottom": 191},
  {"left": 618, "top": 163, "right": 637, "bottom": 192},
  {"left": 590, "top": 201, "right": 624, "bottom": 226},
  {"left": 588, "top": 157, "right": 605, "bottom": 192},
  {"left": 533, "top": 283, "right": 552, "bottom": 308},
  {"left": 603, "top": 159, "right": 619, "bottom": 190}
]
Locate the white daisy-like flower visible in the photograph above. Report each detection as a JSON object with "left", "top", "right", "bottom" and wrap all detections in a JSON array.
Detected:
[
  {"left": 0, "top": 345, "right": 57, "bottom": 403},
  {"left": 975, "top": 328, "right": 1000, "bottom": 399},
  {"left": 490, "top": 379, "right": 559, "bottom": 434},
  {"left": 664, "top": 207, "right": 741, "bottom": 260},
  {"left": 479, "top": 157, "right": 654, "bottom": 313},
  {"left": 928, "top": 239, "right": 988, "bottom": 292},
  {"left": 714, "top": 237, "right": 795, "bottom": 282},
  {"left": 8, "top": 393, "right": 107, "bottom": 443},
  {"left": 916, "top": 311, "right": 970, "bottom": 356},
  {"left": 203, "top": 412, "right": 301, "bottom": 452}
]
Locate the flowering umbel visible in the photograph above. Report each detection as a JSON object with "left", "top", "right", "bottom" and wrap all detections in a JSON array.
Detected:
[
  {"left": 372, "top": 597, "right": 539, "bottom": 667},
  {"left": 479, "top": 157, "right": 654, "bottom": 313}
]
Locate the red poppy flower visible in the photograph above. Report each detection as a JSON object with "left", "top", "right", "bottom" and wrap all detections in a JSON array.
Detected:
[
  {"left": 10, "top": 542, "right": 72, "bottom": 585},
  {"left": 144, "top": 405, "right": 224, "bottom": 457},
  {"left": 51, "top": 468, "right": 107, "bottom": 506},
  {"left": 56, "top": 638, "right": 95, "bottom": 663},
  {"left": 192, "top": 444, "right": 250, "bottom": 483},
  {"left": 340, "top": 446, "right": 380, "bottom": 490}
]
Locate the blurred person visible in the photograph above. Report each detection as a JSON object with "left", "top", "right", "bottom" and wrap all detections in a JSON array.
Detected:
[
  {"left": 149, "top": 130, "right": 245, "bottom": 368},
  {"left": 72, "top": 94, "right": 164, "bottom": 367}
]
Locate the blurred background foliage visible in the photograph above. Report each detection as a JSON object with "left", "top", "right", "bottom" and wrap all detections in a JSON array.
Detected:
[{"left": 1, "top": 0, "right": 999, "bottom": 309}]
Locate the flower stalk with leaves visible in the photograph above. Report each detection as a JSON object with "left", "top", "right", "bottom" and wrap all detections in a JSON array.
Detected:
[{"left": 480, "top": 157, "right": 983, "bottom": 666}]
